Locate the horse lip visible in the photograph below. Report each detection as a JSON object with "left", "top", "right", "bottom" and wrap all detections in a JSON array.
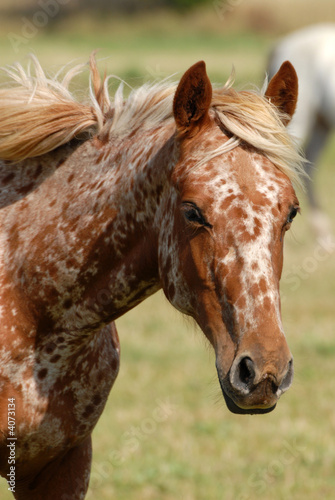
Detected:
[{"left": 219, "top": 380, "right": 277, "bottom": 415}]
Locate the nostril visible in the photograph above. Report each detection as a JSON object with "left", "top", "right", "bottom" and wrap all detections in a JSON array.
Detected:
[
  {"left": 271, "top": 380, "right": 279, "bottom": 394},
  {"left": 231, "top": 356, "right": 256, "bottom": 393},
  {"left": 239, "top": 357, "right": 255, "bottom": 385},
  {"left": 278, "top": 358, "right": 294, "bottom": 393}
]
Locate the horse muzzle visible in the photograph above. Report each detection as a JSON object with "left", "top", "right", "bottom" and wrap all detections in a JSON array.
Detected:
[{"left": 217, "top": 352, "right": 294, "bottom": 415}]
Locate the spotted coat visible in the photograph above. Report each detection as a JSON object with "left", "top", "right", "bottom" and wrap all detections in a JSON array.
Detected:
[{"left": 0, "top": 60, "right": 302, "bottom": 498}]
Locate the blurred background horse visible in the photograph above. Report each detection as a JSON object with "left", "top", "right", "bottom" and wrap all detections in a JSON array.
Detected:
[{"left": 268, "top": 24, "right": 335, "bottom": 241}]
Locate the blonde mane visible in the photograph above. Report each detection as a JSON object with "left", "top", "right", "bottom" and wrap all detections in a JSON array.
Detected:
[{"left": 0, "top": 54, "right": 304, "bottom": 187}]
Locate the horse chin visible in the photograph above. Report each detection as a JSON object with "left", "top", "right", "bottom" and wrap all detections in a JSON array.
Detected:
[{"left": 221, "top": 388, "right": 277, "bottom": 415}]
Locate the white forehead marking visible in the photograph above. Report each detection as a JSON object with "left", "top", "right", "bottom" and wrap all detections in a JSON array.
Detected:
[{"left": 212, "top": 154, "right": 285, "bottom": 333}]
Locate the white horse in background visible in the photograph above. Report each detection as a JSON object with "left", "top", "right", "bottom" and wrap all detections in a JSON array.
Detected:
[{"left": 268, "top": 24, "right": 335, "bottom": 240}]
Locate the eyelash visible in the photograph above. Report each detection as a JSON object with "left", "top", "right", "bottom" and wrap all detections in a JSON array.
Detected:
[
  {"left": 282, "top": 206, "right": 300, "bottom": 238},
  {"left": 287, "top": 206, "right": 299, "bottom": 224},
  {"left": 182, "top": 202, "right": 212, "bottom": 229}
]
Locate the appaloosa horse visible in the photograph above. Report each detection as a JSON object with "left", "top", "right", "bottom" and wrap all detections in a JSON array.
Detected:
[{"left": 0, "top": 55, "right": 303, "bottom": 499}]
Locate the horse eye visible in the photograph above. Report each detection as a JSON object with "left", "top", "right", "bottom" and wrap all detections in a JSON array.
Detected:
[
  {"left": 287, "top": 206, "right": 299, "bottom": 224},
  {"left": 182, "top": 202, "right": 212, "bottom": 228}
]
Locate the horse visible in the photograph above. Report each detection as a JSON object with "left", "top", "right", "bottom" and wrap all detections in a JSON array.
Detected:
[
  {"left": 268, "top": 23, "right": 335, "bottom": 240},
  {"left": 0, "top": 54, "right": 303, "bottom": 499}
]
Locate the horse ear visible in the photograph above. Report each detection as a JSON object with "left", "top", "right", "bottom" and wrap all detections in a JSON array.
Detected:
[
  {"left": 265, "top": 61, "right": 298, "bottom": 126},
  {"left": 173, "top": 61, "right": 212, "bottom": 134}
]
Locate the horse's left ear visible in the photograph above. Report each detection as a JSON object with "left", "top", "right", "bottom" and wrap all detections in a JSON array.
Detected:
[
  {"left": 173, "top": 61, "right": 212, "bottom": 134},
  {"left": 265, "top": 60, "right": 298, "bottom": 126}
]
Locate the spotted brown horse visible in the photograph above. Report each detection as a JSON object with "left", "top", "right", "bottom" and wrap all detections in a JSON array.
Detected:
[{"left": 0, "top": 55, "right": 303, "bottom": 498}]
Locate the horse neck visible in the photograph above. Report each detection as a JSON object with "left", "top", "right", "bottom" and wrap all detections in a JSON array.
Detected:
[
  {"left": 1, "top": 125, "right": 176, "bottom": 334},
  {"left": 81, "top": 126, "right": 177, "bottom": 323}
]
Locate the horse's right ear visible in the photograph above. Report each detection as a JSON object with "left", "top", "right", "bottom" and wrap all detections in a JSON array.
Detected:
[
  {"left": 173, "top": 61, "right": 212, "bottom": 135},
  {"left": 265, "top": 60, "right": 298, "bottom": 126}
]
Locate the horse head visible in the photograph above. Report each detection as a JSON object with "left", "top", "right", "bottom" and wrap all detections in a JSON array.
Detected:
[{"left": 158, "top": 60, "right": 300, "bottom": 414}]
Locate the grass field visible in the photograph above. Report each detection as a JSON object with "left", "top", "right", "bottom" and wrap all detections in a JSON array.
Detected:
[{"left": 0, "top": 2, "right": 335, "bottom": 499}]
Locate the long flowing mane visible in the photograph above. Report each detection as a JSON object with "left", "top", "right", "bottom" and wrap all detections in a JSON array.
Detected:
[{"left": 0, "top": 53, "right": 304, "bottom": 187}]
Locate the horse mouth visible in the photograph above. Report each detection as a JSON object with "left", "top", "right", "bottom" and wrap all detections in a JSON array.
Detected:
[{"left": 222, "top": 389, "right": 276, "bottom": 415}]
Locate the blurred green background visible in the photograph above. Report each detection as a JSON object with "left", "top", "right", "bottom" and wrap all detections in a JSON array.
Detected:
[{"left": 1, "top": 1, "right": 335, "bottom": 499}]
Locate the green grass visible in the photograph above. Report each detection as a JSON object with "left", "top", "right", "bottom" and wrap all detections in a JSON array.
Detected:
[
  {"left": 0, "top": 30, "right": 270, "bottom": 91},
  {"left": 0, "top": 4, "right": 275, "bottom": 87},
  {"left": 1, "top": 3, "right": 335, "bottom": 499}
]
